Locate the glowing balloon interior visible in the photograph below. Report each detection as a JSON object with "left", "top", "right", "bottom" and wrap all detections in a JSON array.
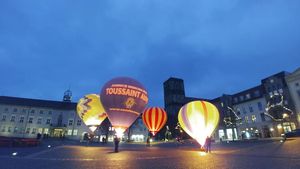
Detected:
[
  {"left": 178, "top": 101, "right": 219, "bottom": 146},
  {"left": 100, "top": 77, "right": 148, "bottom": 136},
  {"left": 142, "top": 107, "right": 167, "bottom": 136},
  {"left": 77, "top": 94, "right": 107, "bottom": 132}
]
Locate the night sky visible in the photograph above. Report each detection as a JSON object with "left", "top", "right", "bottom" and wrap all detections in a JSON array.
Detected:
[{"left": 1, "top": 1, "right": 300, "bottom": 107}]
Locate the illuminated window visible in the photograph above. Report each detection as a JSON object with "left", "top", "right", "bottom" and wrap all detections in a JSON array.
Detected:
[
  {"left": 44, "top": 128, "right": 49, "bottom": 134},
  {"left": 245, "top": 116, "right": 249, "bottom": 123},
  {"left": 251, "top": 115, "right": 256, "bottom": 122},
  {"left": 67, "top": 129, "right": 72, "bottom": 135},
  {"left": 38, "top": 128, "right": 43, "bottom": 134},
  {"left": 73, "top": 129, "right": 78, "bottom": 135}
]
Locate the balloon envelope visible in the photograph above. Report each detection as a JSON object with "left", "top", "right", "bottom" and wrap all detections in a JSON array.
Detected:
[
  {"left": 100, "top": 77, "right": 148, "bottom": 134},
  {"left": 77, "top": 94, "right": 107, "bottom": 132},
  {"left": 142, "top": 107, "right": 167, "bottom": 136},
  {"left": 178, "top": 101, "right": 219, "bottom": 146}
]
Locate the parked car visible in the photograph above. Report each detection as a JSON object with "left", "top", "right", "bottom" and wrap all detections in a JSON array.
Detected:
[{"left": 283, "top": 129, "right": 300, "bottom": 138}]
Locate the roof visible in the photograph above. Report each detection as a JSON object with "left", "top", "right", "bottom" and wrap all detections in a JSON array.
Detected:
[{"left": 0, "top": 96, "right": 77, "bottom": 110}]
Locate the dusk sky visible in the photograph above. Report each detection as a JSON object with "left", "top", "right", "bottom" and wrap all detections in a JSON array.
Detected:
[{"left": 0, "top": 1, "right": 300, "bottom": 107}]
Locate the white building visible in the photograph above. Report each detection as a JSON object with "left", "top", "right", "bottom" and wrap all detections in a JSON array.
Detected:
[
  {"left": 233, "top": 97, "right": 273, "bottom": 139},
  {"left": 286, "top": 68, "right": 300, "bottom": 127},
  {"left": 0, "top": 92, "right": 148, "bottom": 142}
]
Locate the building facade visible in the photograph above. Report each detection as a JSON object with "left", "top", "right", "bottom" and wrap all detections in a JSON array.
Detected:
[
  {"left": 285, "top": 68, "right": 300, "bottom": 126},
  {"left": 0, "top": 92, "right": 148, "bottom": 142},
  {"left": 163, "top": 70, "right": 300, "bottom": 141}
]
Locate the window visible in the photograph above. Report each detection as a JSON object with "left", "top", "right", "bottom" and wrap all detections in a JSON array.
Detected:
[
  {"left": 38, "top": 128, "right": 43, "bottom": 134},
  {"left": 28, "top": 117, "right": 33, "bottom": 123},
  {"left": 254, "top": 90, "right": 260, "bottom": 97},
  {"left": 234, "top": 97, "right": 238, "bottom": 103},
  {"left": 19, "top": 116, "right": 25, "bottom": 123},
  {"left": 77, "top": 120, "right": 82, "bottom": 126},
  {"left": 251, "top": 115, "right": 256, "bottom": 122},
  {"left": 8, "top": 127, "right": 11, "bottom": 133},
  {"left": 14, "top": 127, "right": 18, "bottom": 133},
  {"left": 39, "top": 110, "right": 43, "bottom": 114},
  {"left": 245, "top": 116, "right": 249, "bottom": 123},
  {"left": 22, "top": 109, "right": 26, "bottom": 113},
  {"left": 260, "top": 113, "right": 265, "bottom": 121},
  {"left": 10, "top": 115, "right": 16, "bottom": 122},
  {"left": 44, "top": 128, "right": 49, "bottom": 134},
  {"left": 37, "top": 118, "right": 42, "bottom": 124},
  {"left": 67, "top": 129, "right": 72, "bottom": 136},
  {"left": 32, "top": 128, "right": 37, "bottom": 134},
  {"left": 246, "top": 94, "right": 251, "bottom": 99},
  {"left": 257, "top": 102, "right": 263, "bottom": 111},
  {"left": 13, "top": 108, "right": 18, "bottom": 112},
  {"left": 73, "top": 129, "right": 78, "bottom": 135},
  {"left": 239, "top": 95, "right": 244, "bottom": 101},
  {"left": 236, "top": 108, "right": 241, "bottom": 115},
  {"left": 26, "top": 128, "right": 30, "bottom": 134},
  {"left": 297, "top": 90, "right": 300, "bottom": 98},
  {"left": 1, "top": 126, "right": 6, "bottom": 132},
  {"left": 68, "top": 120, "right": 73, "bottom": 126},
  {"left": 4, "top": 108, "right": 8, "bottom": 112},
  {"left": 1, "top": 115, "right": 6, "bottom": 121},
  {"left": 249, "top": 106, "right": 253, "bottom": 113},
  {"left": 46, "top": 118, "right": 51, "bottom": 125},
  {"left": 296, "top": 82, "right": 299, "bottom": 87},
  {"left": 48, "top": 111, "right": 52, "bottom": 115},
  {"left": 242, "top": 107, "right": 247, "bottom": 114}
]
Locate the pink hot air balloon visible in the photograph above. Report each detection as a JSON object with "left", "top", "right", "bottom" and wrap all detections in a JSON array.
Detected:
[{"left": 100, "top": 77, "right": 148, "bottom": 137}]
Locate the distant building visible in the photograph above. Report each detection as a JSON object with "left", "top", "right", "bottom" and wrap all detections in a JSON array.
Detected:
[
  {"left": 0, "top": 90, "right": 147, "bottom": 142},
  {"left": 163, "top": 70, "right": 299, "bottom": 141}
]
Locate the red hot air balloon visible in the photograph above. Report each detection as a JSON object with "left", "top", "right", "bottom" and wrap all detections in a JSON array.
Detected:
[
  {"left": 100, "top": 77, "right": 148, "bottom": 137},
  {"left": 142, "top": 107, "right": 167, "bottom": 136}
]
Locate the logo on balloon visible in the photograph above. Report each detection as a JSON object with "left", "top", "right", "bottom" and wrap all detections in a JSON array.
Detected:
[
  {"left": 100, "top": 77, "right": 148, "bottom": 137},
  {"left": 124, "top": 97, "right": 136, "bottom": 109}
]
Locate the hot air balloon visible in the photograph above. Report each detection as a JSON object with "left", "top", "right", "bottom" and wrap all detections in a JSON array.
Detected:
[
  {"left": 100, "top": 77, "right": 148, "bottom": 137},
  {"left": 178, "top": 101, "right": 219, "bottom": 147},
  {"left": 142, "top": 107, "right": 167, "bottom": 136},
  {"left": 77, "top": 94, "right": 107, "bottom": 132}
]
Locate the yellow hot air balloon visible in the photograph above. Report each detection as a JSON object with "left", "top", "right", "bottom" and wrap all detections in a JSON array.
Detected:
[
  {"left": 178, "top": 101, "right": 219, "bottom": 147},
  {"left": 77, "top": 94, "right": 107, "bottom": 132}
]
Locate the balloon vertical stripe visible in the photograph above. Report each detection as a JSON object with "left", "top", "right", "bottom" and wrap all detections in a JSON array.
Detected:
[
  {"left": 142, "top": 107, "right": 167, "bottom": 136},
  {"left": 178, "top": 101, "right": 220, "bottom": 146}
]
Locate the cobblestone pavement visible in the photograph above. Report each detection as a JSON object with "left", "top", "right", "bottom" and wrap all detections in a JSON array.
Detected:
[{"left": 1, "top": 138, "right": 299, "bottom": 169}]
